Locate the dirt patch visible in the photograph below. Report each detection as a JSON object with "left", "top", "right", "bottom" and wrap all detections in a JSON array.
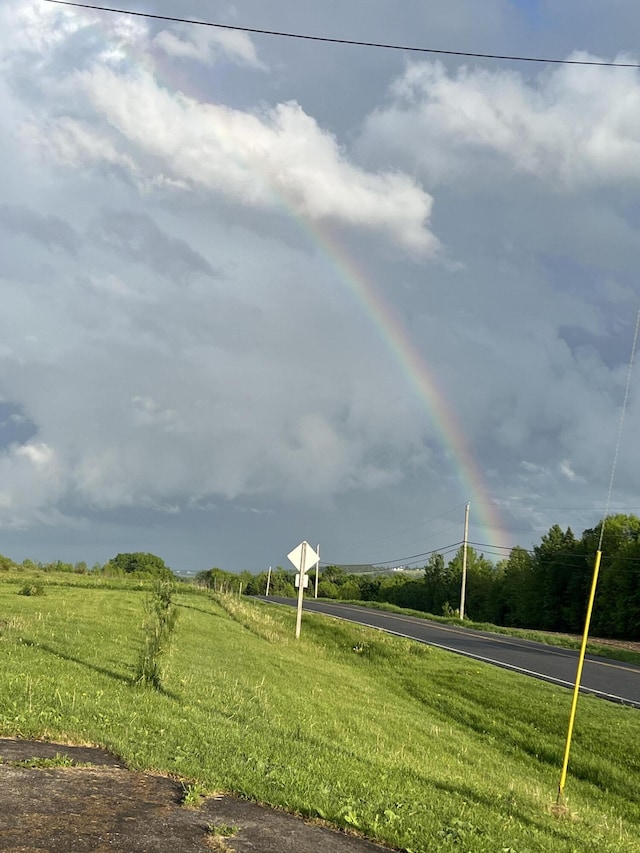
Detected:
[{"left": 0, "top": 738, "right": 391, "bottom": 853}]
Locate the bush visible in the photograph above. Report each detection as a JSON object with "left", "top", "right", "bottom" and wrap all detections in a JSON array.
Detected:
[{"left": 17, "top": 581, "right": 45, "bottom": 597}]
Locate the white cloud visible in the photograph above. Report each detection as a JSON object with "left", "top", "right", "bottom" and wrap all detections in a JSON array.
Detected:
[
  {"left": 38, "top": 66, "right": 433, "bottom": 254},
  {"left": 14, "top": 442, "right": 54, "bottom": 467},
  {"left": 153, "top": 25, "right": 266, "bottom": 70},
  {"left": 1, "top": 2, "right": 436, "bottom": 255},
  {"left": 559, "top": 459, "right": 583, "bottom": 482},
  {"left": 360, "top": 56, "right": 640, "bottom": 189},
  {"left": 0, "top": 441, "right": 66, "bottom": 527}
]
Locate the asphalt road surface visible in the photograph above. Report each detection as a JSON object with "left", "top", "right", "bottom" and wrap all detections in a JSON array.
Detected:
[{"left": 259, "top": 597, "right": 640, "bottom": 708}]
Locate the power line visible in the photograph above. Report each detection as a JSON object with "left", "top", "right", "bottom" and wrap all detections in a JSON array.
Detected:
[
  {"left": 475, "top": 501, "right": 640, "bottom": 512},
  {"left": 598, "top": 307, "right": 640, "bottom": 551},
  {"left": 401, "top": 545, "right": 463, "bottom": 568},
  {"left": 44, "top": 1, "right": 640, "bottom": 69},
  {"left": 362, "top": 521, "right": 466, "bottom": 559},
  {"left": 470, "top": 540, "right": 640, "bottom": 566},
  {"left": 321, "top": 540, "right": 464, "bottom": 568}
]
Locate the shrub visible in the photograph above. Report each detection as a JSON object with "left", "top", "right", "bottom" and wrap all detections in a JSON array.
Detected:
[
  {"left": 135, "top": 580, "right": 179, "bottom": 689},
  {"left": 17, "top": 581, "right": 45, "bottom": 597}
]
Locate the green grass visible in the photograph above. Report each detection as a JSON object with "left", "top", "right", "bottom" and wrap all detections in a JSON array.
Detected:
[{"left": 1, "top": 575, "right": 640, "bottom": 852}]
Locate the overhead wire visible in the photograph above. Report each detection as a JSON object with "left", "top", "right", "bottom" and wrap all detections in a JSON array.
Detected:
[
  {"left": 320, "top": 540, "right": 464, "bottom": 569},
  {"left": 598, "top": 307, "right": 640, "bottom": 551},
  {"left": 44, "top": 1, "right": 640, "bottom": 68},
  {"left": 362, "top": 520, "right": 466, "bottom": 558}
]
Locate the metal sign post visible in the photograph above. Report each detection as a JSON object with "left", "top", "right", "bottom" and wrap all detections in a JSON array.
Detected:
[{"left": 287, "top": 540, "right": 319, "bottom": 639}]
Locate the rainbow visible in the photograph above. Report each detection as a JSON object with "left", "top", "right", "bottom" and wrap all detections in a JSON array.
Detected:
[
  {"left": 303, "top": 226, "right": 509, "bottom": 554},
  {"left": 59, "top": 2, "right": 509, "bottom": 554}
]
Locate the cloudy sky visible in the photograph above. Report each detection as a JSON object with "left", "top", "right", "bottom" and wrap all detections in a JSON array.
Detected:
[{"left": 1, "top": 0, "right": 640, "bottom": 573}]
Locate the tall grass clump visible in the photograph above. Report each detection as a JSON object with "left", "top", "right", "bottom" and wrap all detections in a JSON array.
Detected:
[
  {"left": 135, "top": 580, "right": 179, "bottom": 689},
  {"left": 17, "top": 580, "right": 45, "bottom": 597}
]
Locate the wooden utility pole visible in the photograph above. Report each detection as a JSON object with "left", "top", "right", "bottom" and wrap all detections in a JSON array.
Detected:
[{"left": 459, "top": 502, "right": 470, "bottom": 619}]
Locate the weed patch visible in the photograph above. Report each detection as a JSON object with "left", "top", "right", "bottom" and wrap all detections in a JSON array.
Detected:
[
  {"left": 135, "top": 581, "right": 178, "bottom": 690},
  {"left": 181, "top": 781, "right": 207, "bottom": 808},
  {"left": 17, "top": 581, "right": 45, "bottom": 597},
  {"left": 206, "top": 823, "right": 238, "bottom": 837}
]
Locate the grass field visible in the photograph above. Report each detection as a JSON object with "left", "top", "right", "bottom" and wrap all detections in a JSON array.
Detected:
[{"left": 1, "top": 574, "right": 639, "bottom": 852}]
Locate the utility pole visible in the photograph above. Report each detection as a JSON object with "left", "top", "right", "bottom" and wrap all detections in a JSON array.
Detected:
[
  {"left": 459, "top": 502, "right": 470, "bottom": 619},
  {"left": 314, "top": 544, "right": 320, "bottom": 598},
  {"left": 265, "top": 565, "right": 272, "bottom": 597}
]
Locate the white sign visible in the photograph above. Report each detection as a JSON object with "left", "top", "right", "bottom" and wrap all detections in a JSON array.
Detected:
[
  {"left": 294, "top": 573, "right": 310, "bottom": 589},
  {"left": 287, "top": 541, "right": 319, "bottom": 574}
]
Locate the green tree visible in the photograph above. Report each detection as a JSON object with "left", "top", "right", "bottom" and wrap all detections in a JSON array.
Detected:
[
  {"left": 495, "top": 547, "right": 534, "bottom": 627},
  {"left": 445, "top": 547, "right": 496, "bottom": 621},
  {"left": 322, "top": 565, "right": 347, "bottom": 585},
  {"left": 423, "top": 553, "right": 453, "bottom": 615},
  {"left": 338, "top": 580, "right": 362, "bottom": 600},
  {"left": 583, "top": 515, "right": 640, "bottom": 638},
  {"left": 317, "top": 580, "right": 340, "bottom": 599},
  {"left": 105, "top": 552, "right": 174, "bottom": 580},
  {"left": 195, "top": 567, "right": 241, "bottom": 593},
  {"left": 0, "top": 553, "right": 15, "bottom": 572},
  {"left": 528, "top": 525, "right": 579, "bottom": 631},
  {"left": 269, "top": 567, "right": 296, "bottom": 597}
]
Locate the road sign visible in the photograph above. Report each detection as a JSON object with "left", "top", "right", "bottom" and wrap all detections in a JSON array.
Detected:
[
  {"left": 287, "top": 541, "right": 319, "bottom": 574},
  {"left": 288, "top": 540, "right": 319, "bottom": 640},
  {"left": 294, "top": 573, "right": 310, "bottom": 589}
]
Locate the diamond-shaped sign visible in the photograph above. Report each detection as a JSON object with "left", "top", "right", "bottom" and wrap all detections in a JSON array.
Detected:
[{"left": 287, "top": 541, "right": 319, "bottom": 574}]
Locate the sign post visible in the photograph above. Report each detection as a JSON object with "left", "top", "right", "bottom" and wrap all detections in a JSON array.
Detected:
[{"left": 288, "top": 540, "right": 319, "bottom": 639}]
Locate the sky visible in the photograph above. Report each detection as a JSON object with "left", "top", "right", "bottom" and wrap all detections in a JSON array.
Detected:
[{"left": 1, "top": 0, "right": 640, "bottom": 574}]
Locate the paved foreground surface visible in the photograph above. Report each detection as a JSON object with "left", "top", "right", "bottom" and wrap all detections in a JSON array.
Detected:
[
  {"left": 260, "top": 597, "right": 640, "bottom": 708},
  {"left": 0, "top": 738, "right": 390, "bottom": 853}
]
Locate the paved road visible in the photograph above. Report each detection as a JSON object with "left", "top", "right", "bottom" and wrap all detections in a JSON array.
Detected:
[{"left": 259, "top": 597, "right": 640, "bottom": 708}]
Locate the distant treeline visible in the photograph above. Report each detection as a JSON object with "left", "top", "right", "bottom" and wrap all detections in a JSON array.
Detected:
[
  {"left": 0, "top": 551, "right": 175, "bottom": 580},
  {"left": 211, "top": 514, "right": 640, "bottom": 641},
  {"left": 299, "top": 514, "right": 640, "bottom": 640},
  {"left": 4, "top": 514, "right": 640, "bottom": 639}
]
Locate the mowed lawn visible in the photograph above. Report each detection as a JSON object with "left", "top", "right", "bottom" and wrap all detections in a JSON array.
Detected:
[{"left": 1, "top": 576, "right": 639, "bottom": 853}]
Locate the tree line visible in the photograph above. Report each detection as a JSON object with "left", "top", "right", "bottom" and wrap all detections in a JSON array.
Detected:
[
  {"left": 0, "top": 551, "right": 175, "bottom": 580},
  {"left": 220, "top": 514, "right": 640, "bottom": 641},
  {"left": 4, "top": 514, "right": 640, "bottom": 639}
]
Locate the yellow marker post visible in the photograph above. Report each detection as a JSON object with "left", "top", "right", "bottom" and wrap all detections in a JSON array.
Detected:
[{"left": 557, "top": 549, "right": 602, "bottom": 800}]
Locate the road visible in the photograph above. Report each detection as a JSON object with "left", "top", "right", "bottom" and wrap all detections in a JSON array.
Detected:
[{"left": 259, "top": 596, "right": 640, "bottom": 708}]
